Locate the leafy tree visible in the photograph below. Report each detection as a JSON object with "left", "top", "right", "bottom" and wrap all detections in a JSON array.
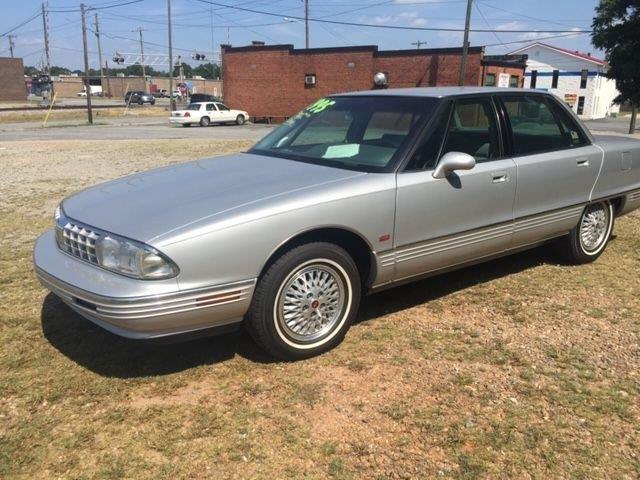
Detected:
[
  {"left": 172, "top": 62, "right": 193, "bottom": 79},
  {"left": 592, "top": 0, "right": 640, "bottom": 133},
  {"left": 193, "top": 62, "right": 220, "bottom": 79},
  {"left": 50, "top": 65, "right": 72, "bottom": 75},
  {"left": 24, "top": 65, "right": 39, "bottom": 76}
]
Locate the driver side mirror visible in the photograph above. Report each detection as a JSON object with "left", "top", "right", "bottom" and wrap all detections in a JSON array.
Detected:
[{"left": 432, "top": 151, "right": 476, "bottom": 179}]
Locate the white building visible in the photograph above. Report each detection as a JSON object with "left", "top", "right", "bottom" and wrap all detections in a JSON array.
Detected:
[{"left": 509, "top": 42, "right": 620, "bottom": 120}]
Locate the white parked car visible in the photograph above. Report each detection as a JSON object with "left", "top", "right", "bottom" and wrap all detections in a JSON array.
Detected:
[{"left": 169, "top": 101, "right": 249, "bottom": 127}]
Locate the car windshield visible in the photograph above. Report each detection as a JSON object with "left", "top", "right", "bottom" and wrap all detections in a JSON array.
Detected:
[
  {"left": 249, "top": 95, "right": 438, "bottom": 172},
  {"left": 185, "top": 103, "right": 201, "bottom": 111}
]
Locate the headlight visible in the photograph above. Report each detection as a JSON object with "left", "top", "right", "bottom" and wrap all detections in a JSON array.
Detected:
[
  {"left": 95, "top": 234, "right": 178, "bottom": 280},
  {"left": 54, "top": 204, "right": 178, "bottom": 280}
]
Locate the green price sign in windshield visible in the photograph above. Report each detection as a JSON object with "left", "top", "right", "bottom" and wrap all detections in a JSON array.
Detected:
[{"left": 306, "top": 98, "right": 336, "bottom": 114}]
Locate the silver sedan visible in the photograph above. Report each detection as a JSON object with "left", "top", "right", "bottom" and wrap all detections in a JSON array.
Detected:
[{"left": 34, "top": 87, "right": 640, "bottom": 359}]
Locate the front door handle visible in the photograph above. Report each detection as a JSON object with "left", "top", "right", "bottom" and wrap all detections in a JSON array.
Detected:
[
  {"left": 491, "top": 172, "right": 508, "bottom": 183},
  {"left": 576, "top": 157, "right": 590, "bottom": 167}
]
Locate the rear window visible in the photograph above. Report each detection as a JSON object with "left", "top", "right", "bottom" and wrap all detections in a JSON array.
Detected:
[{"left": 502, "top": 95, "right": 587, "bottom": 155}]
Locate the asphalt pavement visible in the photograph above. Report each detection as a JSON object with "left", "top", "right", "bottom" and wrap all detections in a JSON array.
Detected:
[{"left": 0, "top": 117, "right": 274, "bottom": 141}]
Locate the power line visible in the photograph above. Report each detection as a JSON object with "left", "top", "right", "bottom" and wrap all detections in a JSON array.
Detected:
[
  {"left": 0, "top": 11, "right": 41, "bottom": 37},
  {"left": 484, "top": 32, "right": 588, "bottom": 48},
  {"left": 47, "top": 0, "right": 145, "bottom": 13},
  {"left": 192, "top": 0, "right": 593, "bottom": 33}
]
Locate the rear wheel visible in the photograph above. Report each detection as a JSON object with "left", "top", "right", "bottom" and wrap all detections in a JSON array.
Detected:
[
  {"left": 200, "top": 116, "right": 210, "bottom": 127},
  {"left": 137, "top": 98, "right": 143, "bottom": 105},
  {"left": 236, "top": 114, "right": 245, "bottom": 125},
  {"left": 246, "top": 242, "right": 361, "bottom": 360},
  {"left": 557, "top": 200, "right": 614, "bottom": 264}
]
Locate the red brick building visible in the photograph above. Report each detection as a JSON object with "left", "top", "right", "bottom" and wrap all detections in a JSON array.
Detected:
[
  {"left": 0, "top": 57, "right": 27, "bottom": 101},
  {"left": 221, "top": 44, "right": 487, "bottom": 119},
  {"left": 481, "top": 54, "right": 528, "bottom": 88}
]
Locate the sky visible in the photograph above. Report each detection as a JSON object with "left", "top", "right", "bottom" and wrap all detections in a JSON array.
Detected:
[{"left": 0, "top": 0, "right": 602, "bottom": 71}]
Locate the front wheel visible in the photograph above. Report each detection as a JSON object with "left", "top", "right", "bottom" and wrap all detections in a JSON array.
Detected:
[
  {"left": 236, "top": 114, "right": 245, "bottom": 125},
  {"left": 556, "top": 200, "right": 614, "bottom": 264},
  {"left": 137, "top": 99, "right": 143, "bottom": 105},
  {"left": 246, "top": 242, "right": 361, "bottom": 360}
]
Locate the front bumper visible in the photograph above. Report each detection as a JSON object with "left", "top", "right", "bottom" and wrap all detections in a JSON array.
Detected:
[{"left": 34, "top": 230, "right": 255, "bottom": 339}]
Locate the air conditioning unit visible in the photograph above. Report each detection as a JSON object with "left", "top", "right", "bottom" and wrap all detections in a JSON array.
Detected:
[{"left": 304, "top": 74, "right": 316, "bottom": 86}]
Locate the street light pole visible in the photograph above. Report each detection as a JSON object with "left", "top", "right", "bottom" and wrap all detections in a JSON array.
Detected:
[
  {"left": 94, "top": 13, "right": 105, "bottom": 98},
  {"left": 458, "top": 0, "right": 473, "bottom": 86}
]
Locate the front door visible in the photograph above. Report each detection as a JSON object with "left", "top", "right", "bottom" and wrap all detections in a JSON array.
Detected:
[
  {"left": 215, "top": 103, "right": 233, "bottom": 122},
  {"left": 393, "top": 96, "right": 517, "bottom": 281},
  {"left": 498, "top": 94, "right": 603, "bottom": 246}
]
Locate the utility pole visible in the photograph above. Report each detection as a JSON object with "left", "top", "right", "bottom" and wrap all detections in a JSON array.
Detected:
[
  {"left": 458, "top": 0, "right": 473, "bottom": 86},
  {"left": 7, "top": 35, "right": 15, "bottom": 58},
  {"left": 105, "top": 60, "right": 112, "bottom": 98},
  {"left": 168, "top": 0, "right": 175, "bottom": 110},
  {"left": 80, "top": 3, "right": 93, "bottom": 124},
  {"left": 411, "top": 40, "right": 427, "bottom": 49},
  {"left": 133, "top": 26, "right": 146, "bottom": 88},
  {"left": 210, "top": 6, "right": 215, "bottom": 79},
  {"left": 94, "top": 13, "right": 105, "bottom": 98},
  {"left": 304, "top": 0, "right": 309, "bottom": 48},
  {"left": 41, "top": 2, "right": 51, "bottom": 74}
]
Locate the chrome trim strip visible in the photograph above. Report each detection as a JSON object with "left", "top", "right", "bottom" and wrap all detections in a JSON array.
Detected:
[
  {"left": 378, "top": 204, "right": 585, "bottom": 268},
  {"left": 36, "top": 266, "right": 256, "bottom": 319}
]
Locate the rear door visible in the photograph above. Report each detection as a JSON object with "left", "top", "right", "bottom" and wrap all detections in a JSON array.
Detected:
[
  {"left": 393, "top": 96, "right": 517, "bottom": 281},
  {"left": 498, "top": 94, "right": 602, "bottom": 246},
  {"left": 204, "top": 103, "right": 217, "bottom": 122}
]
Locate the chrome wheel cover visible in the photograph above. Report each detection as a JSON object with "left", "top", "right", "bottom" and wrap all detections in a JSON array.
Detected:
[
  {"left": 579, "top": 203, "right": 610, "bottom": 252},
  {"left": 276, "top": 262, "right": 346, "bottom": 343}
]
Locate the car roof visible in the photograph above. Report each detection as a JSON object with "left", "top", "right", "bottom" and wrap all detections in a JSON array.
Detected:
[{"left": 333, "top": 86, "right": 550, "bottom": 98}]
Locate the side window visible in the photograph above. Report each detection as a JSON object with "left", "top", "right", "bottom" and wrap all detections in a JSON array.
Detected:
[
  {"left": 509, "top": 75, "right": 519, "bottom": 88},
  {"left": 502, "top": 95, "right": 580, "bottom": 155},
  {"left": 441, "top": 98, "right": 500, "bottom": 162},
  {"left": 551, "top": 70, "right": 559, "bottom": 88},
  {"left": 547, "top": 99, "right": 588, "bottom": 147},
  {"left": 217, "top": 103, "right": 230, "bottom": 111},
  {"left": 530, "top": 70, "right": 538, "bottom": 89},
  {"left": 405, "top": 105, "right": 450, "bottom": 171},
  {"left": 205, "top": 103, "right": 216, "bottom": 111}
]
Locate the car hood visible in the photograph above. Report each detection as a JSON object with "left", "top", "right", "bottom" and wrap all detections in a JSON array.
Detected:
[{"left": 62, "top": 153, "right": 365, "bottom": 243}]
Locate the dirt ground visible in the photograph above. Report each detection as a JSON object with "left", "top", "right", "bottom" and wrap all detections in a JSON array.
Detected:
[{"left": 0, "top": 139, "right": 638, "bottom": 479}]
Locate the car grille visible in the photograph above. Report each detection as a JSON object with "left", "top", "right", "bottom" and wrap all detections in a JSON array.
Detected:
[{"left": 58, "top": 220, "right": 101, "bottom": 265}]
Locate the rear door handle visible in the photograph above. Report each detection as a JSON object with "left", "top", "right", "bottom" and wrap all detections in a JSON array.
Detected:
[
  {"left": 491, "top": 172, "right": 508, "bottom": 183},
  {"left": 576, "top": 157, "right": 590, "bottom": 167}
]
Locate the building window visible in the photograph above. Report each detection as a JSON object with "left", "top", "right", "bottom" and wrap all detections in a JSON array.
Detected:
[
  {"left": 577, "top": 96, "right": 585, "bottom": 115},
  {"left": 509, "top": 75, "right": 518, "bottom": 88},
  {"left": 484, "top": 73, "right": 496, "bottom": 86},
  {"left": 552, "top": 70, "right": 559, "bottom": 88},
  {"left": 530, "top": 70, "right": 537, "bottom": 89},
  {"left": 580, "top": 69, "right": 588, "bottom": 89}
]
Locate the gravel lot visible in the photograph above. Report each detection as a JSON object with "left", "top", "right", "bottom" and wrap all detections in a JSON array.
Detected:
[{"left": 0, "top": 137, "right": 639, "bottom": 478}]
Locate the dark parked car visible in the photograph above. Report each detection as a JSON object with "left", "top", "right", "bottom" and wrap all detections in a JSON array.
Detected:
[
  {"left": 189, "top": 93, "right": 221, "bottom": 103},
  {"left": 125, "top": 91, "right": 155, "bottom": 105}
]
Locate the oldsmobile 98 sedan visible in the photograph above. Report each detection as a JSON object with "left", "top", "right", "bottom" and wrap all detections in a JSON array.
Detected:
[{"left": 34, "top": 87, "right": 640, "bottom": 359}]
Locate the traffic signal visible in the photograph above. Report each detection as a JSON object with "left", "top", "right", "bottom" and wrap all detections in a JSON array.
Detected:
[
  {"left": 112, "top": 52, "right": 125, "bottom": 64},
  {"left": 192, "top": 53, "right": 206, "bottom": 61}
]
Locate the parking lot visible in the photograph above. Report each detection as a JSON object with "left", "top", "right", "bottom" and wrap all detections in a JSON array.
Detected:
[{"left": 1, "top": 114, "right": 639, "bottom": 478}]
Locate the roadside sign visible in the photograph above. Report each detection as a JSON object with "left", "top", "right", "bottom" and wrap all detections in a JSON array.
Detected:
[
  {"left": 497, "top": 73, "right": 510, "bottom": 88},
  {"left": 565, "top": 93, "right": 577, "bottom": 105}
]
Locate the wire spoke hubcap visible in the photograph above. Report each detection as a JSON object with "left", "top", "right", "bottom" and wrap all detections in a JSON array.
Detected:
[
  {"left": 579, "top": 204, "right": 610, "bottom": 252},
  {"left": 277, "top": 262, "right": 346, "bottom": 343}
]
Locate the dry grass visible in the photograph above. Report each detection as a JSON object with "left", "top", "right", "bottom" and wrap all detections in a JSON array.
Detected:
[
  {"left": 1, "top": 139, "right": 639, "bottom": 479},
  {"left": 0, "top": 105, "right": 168, "bottom": 124}
]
